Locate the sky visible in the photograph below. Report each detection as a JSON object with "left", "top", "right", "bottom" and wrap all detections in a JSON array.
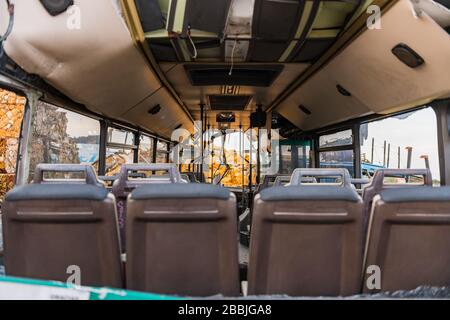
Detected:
[
  {"left": 65, "top": 109, "right": 99, "bottom": 137},
  {"left": 360, "top": 108, "right": 440, "bottom": 181}
]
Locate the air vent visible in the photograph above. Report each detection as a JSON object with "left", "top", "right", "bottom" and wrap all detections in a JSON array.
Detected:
[
  {"left": 298, "top": 105, "right": 312, "bottom": 115},
  {"left": 336, "top": 85, "right": 351, "bottom": 97},
  {"left": 208, "top": 95, "right": 252, "bottom": 111},
  {"left": 148, "top": 104, "right": 161, "bottom": 115},
  {"left": 391, "top": 43, "right": 424, "bottom": 69},
  {"left": 221, "top": 86, "right": 240, "bottom": 95},
  {"left": 185, "top": 64, "right": 284, "bottom": 87}
]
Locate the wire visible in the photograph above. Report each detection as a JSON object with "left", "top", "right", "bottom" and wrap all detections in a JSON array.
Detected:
[
  {"left": 229, "top": 38, "right": 237, "bottom": 76},
  {"left": 0, "top": 0, "right": 14, "bottom": 57},
  {"left": 186, "top": 24, "right": 197, "bottom": 59}
]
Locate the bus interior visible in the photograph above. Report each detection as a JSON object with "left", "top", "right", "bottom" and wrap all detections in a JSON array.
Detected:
[{"left": 1, "top": 0, "right": 450, "bottom": 299}]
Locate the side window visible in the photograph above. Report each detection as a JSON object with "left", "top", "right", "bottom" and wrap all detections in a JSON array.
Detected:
[
  {"left": 0, "top": 89, "right": 26, "bottom": 201},
  {"left": 105, "top": 127, "right": 136, "bottom": 176},
  {"left": 139, "top": 135, "right": 154, "bottom": 163},
  {"left": 279, "top": 141, "right": 311, "bottom": 174},
  {"left": 319, "top": 150, "right": 354, "bottom": 175},
  {"left": 360, "top": 107, "right": 440, "bottom": 185},
  {"left": 28, "top": 101, "right": 100, "bottom": 182},
  {"left": 156, "top": 140, "right": 168, "bottom": 163},
  {"left": 319, "top": 129, "right": 353, "bottom": 148},
  {"left": 318, "top": 129, "right": 354, "bottom": 176}
]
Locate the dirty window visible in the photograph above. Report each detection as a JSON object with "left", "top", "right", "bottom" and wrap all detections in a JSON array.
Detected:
[
  {"left": 0, "top": 89, "right": 26, "bottom": 201},
  {"left": 27, "top": 101, "right": 100, "bottom": 182}
]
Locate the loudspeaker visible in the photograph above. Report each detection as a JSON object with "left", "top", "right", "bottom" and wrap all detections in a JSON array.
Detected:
[
  {"left": 391, "top": 43, "right": 424, "bottom": 69},
  {"left": 39, "top": 0, "right": 74, "bottom": 16},
  {"left": 250, "top": 107, "right": 267, "bottom": 128}
]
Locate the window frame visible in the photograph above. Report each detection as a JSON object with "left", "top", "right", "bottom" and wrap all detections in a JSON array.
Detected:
[
  {"left": 314, "top": 124, "right": 361, "bottom": 178},
  {"left": 24, "top": 99, "right": 103, "bottom": 182}
]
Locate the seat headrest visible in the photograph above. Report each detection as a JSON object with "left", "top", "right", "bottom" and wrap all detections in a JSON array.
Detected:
[
  {"left": 5, "top": 184, "right": 109, "bottom": 202},
  {"left": 130, "top": 183, "right": 231, "bottom": 200},
  {"left": 33, "top": 163, "right": 103, "bottom": 186},
  {"left": 379, "top": 186, "right": 450, "bottom": 203},
  {"left": 259, "top": 185, "right": 361, "bottom": 202}
]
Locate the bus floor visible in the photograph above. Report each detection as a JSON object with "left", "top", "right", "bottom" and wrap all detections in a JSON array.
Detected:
[{"left": 239, "top": 242, "right": 249, "bottom": 282}]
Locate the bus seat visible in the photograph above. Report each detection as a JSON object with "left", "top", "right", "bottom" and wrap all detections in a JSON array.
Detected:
[
  {"left": 180, "top": 174, "right": 190, "bottom": 183},
  {"left": 126, "top": 183, "right": 240, "bottom": 297},
  {"left": 255, "top": 174, "right": 290, "bottom": 194},
  {"left": 112, "top": 163, "right": 184, "bottom": 249},
  {"left": 181, "top": 172, "right": 200, "bottom": 183},
  {"left": 1, "top": 164, "right": 122, "bottom": 288},
  {"left": 273, "top": 175, "right": 291, "bottom": 187},
  {"left": 362, "top": 169, "right": 432, "bottom": 234},
  {"left": 248, "top": 168, "right": 364, "bottom": 296},
  {"left": 363, "top": 186, "right": 450, "bottom": 293}
]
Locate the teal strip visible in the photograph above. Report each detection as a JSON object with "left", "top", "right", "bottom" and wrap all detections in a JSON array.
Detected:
[{"left": 0, "top": 276, "right": 184, "bottom": 300}]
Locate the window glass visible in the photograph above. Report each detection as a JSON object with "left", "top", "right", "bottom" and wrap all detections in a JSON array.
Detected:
[
  {"left": 28, "top": 101, "right": 100, "bottom": 182},
  {"left": 0, "top": 89, "right": 26, "bottom": 201},
  {"left": 139, "top": 135, "right": 154, "bottom": 163},
  {"left": 108, "top": 127, "right": 134, "bottom": 146},
  {"left": 156, "top": 141, "right": 168, "bottom": 163},
  {"left": 104, "top": 127, "right": 136, "bottom": 176},
  {"left": 360, "top": 108, "right": 440, "bottom": 185},
  {"left": 297, "top": 145, "right": 311, "bottom": 169},
  {"left": 280, "top": 145, "right": 292, "bottom": 174},
  {"left": 319, "top": 150, "right": 354, "bottom": 177},
  {"left": 105, "top": 148, "right": 134, "bottom": 176},
  {"left": 279, "top": 142, "right": 311, "bottom": 174},
  {"left": 319, "top": 129, "right": 353, "bottom": 148}
]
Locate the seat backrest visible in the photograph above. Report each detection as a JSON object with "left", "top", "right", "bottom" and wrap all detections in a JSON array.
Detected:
[
  {"left": 362, "top": 169, "right": 432, "bottom": 232},
  {"left": 248, "top": 168, "right": 364, "bottom": 296},
  {"left": 112, "top": 163, "right": 184, "bottom": 248},
  {"left": 181, "top": 172, "right": 199, "bottom": 183},
  {"left": 180, "top": 173, "right": 190, "bottom": 182},
  {"left": 2, "top": 164, "right": 122, "bottom": 288},
  {"left": 289, "top": 168, "right": 351, "bottom": 186},
  {"left": 273, "top": 175, "right": 291, "bottom": 186},
  {"left": 363, "top": 186, "right": 450, "bottom": 293},
  {"left": 112, "top": 163, "right": 184, "bottom": 198},
  {"left": 33, "top": 163, "right": 105, "bottom": 187},
  {"left": 126, "top": 183, "right": 239, "bottom": 297},
  {"left": 255, "top": 174, "right": 290, "bottom": 194}
]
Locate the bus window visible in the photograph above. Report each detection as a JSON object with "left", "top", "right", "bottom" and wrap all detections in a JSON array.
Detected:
[
  {"left": 360, "top": 107, "right": 440, "bottom": 185},
  {"left": 318, "top": 129, "right": 354, "bottom": 176},
  {"left": 319, "top": 129, "right": 353, "bottom": 148},
  {"left": 139, "top": 135, "right": 154, "bottom": 163},
  {"left": 27, "top": 101, "right": 100, "bottom": 182},
  {"left": 279, "top": 141, "right": 311, "bottom": 174},
  {"left": 0, "top": 89, "right": 26, "bottom": 201},
  {"left": 105, "top": 127, "right": 136, "bottom": 176},
  {"left": 156, "top": 140, "right": 168, "bottom": 163},
  {"left": 319, "top": 150, "right": 354, "bottom": 176}
]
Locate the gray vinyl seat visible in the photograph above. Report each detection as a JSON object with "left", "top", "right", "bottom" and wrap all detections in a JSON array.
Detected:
[
  {"left": 112, "top": 163, "right": 185, "bottom": 250},
  {"left": 361, "top": 169, "right": 432, "bottom": 233},
  {"left": 363, "top": 186, "right": 450, "bottom": 293},
  {"left": 1, "top": 164, "right": 122, "bottom": 288},
  {"left": 254, "top": 174, "right": 290, "bottom": 194},
  {"left": 126, "top": 183, "right": 240, "bottom": 297},
  {"left": 248, "top": 168, "right": 364, "bottom": 296}
]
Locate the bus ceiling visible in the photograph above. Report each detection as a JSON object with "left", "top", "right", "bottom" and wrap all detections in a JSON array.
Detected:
[{"left": 0, "top": 0, "right": 449, "bottom": 139}]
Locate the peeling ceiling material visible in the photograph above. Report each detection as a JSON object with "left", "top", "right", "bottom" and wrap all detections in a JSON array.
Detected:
[{"left": 2, "top": 0, "right": 193, "bottom": 139}]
